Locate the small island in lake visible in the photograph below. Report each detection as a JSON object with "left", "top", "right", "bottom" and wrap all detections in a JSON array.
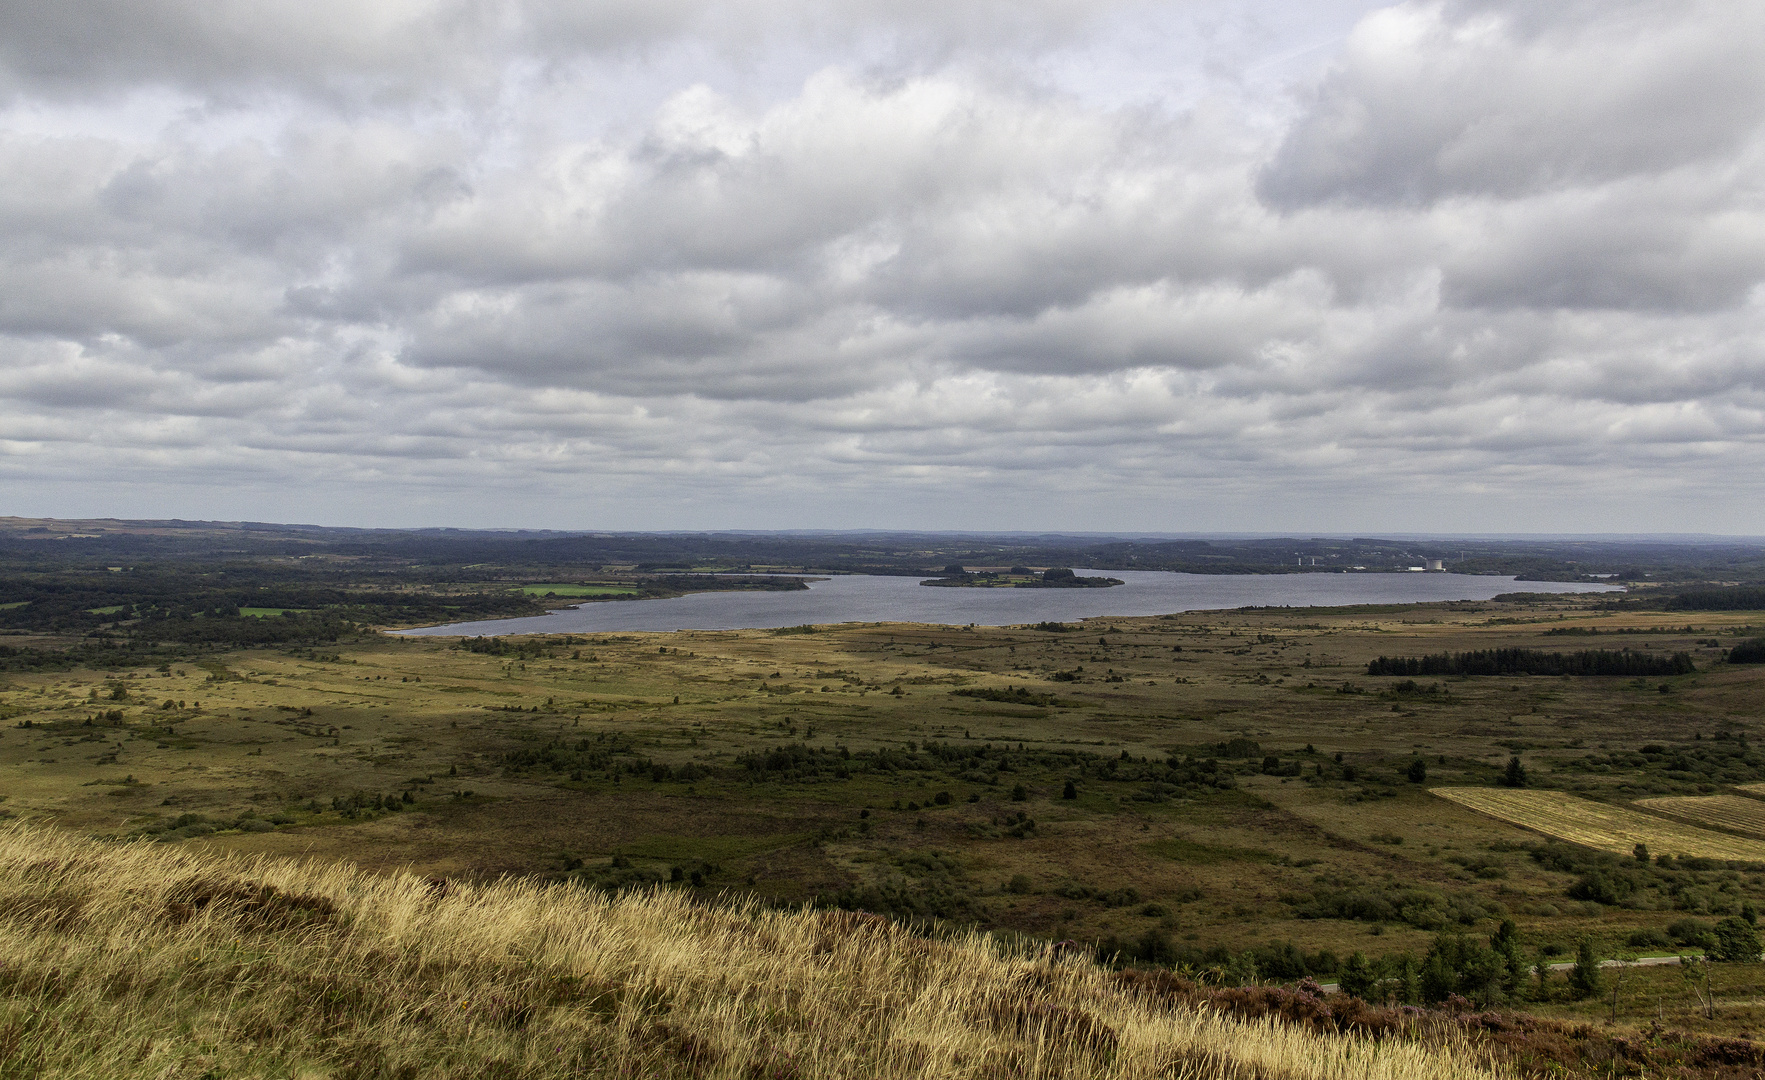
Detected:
[{"left": 918, "top": 565, "right": 1123, "bottom": 588}]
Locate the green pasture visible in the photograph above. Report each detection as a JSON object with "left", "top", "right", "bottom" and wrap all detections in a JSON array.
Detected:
[{"left": 520, "top": 584, "right": 640, "bottom": 597}]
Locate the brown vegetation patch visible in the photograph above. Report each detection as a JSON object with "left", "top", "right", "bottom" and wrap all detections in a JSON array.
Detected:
[
  {"left": 1111, "top": 969, "right": 1765, "bottom": 1079},
  {"left": 162, "top": 876, "right": 339, "bottom": 931},
  {"left": 981, "top": 998, "right": 1119, "bottom": 1058},
  {"left": 0, "top": 890, "right": 88, "bottom": 933}
]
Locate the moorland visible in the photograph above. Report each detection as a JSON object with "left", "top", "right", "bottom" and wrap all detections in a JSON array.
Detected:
[{"left": 7, "top": 519, "right": 1765, "bottom": 1076}]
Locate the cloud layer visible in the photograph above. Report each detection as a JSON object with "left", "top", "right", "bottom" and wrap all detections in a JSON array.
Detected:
[{"left": 1, "top": 0, "right": 1761, "bottom": 531}]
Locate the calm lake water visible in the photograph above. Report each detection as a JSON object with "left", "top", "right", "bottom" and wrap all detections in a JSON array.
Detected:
[{"left": 397, "top": 571, "right": 1621, "bottom": 636}]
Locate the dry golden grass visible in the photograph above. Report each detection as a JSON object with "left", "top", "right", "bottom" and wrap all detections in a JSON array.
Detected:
[
  {"left": 1432, "top": 787, "right": 1765, "bottom": 861},
  {"left": 1634, "top": 794, "right": 1765, "bottom": 840},
  {"left": 0, "top": 823, "right": 1506, "bottom": 1080}
]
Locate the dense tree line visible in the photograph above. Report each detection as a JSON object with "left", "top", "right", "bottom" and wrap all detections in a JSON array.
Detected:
[
  {"left": 1367, "top": 648, "right": 1694, "bottom": 677},
  {"left": 1666, "top": 587, "right": 1765, "bottom": 611},
  {"left": 147, "top": 610, "right": 359, "bottom": 646},
  {"left": 0, "top": 564, "right": 547, "bottom": 636}
]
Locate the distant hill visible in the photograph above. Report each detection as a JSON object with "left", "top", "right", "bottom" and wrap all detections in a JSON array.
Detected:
[{"left": 6, "top": 515, "right": 1765, "bottom": 582}]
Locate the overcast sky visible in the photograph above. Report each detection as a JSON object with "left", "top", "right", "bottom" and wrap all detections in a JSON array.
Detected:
[{"left": 1, "top": 0, "right": 1761, "bottom": 533}]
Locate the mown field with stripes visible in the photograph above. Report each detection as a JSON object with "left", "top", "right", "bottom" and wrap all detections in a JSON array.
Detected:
[{"left": 1434, "top": 787, "right": 1765, "bottom": 861}]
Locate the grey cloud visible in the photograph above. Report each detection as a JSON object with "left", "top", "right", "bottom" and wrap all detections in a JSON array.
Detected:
[
  {"left": 1438, "top": 179, "right": 1765, "bottom": 312},
  {"left": 0, "top": 0, "right": 1120, "bottom": 101},
  {"left": 3, "top": 1, "right": 1765, "bottom": 532},
  {"left": 0, "top": 0, "right": 499, "bottom": 98},
  {"left": 944, "top": 276, "right": 1331, "bottom": 374},
  {"left": 401, "top": 275, "right": 919, "bottom": 401},
  {"left": 1260, "top": 0, "right": 1765, "bottom": 208}
]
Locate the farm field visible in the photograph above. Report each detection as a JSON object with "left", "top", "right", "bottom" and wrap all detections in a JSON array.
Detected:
[
  {"left": 1634, "top": 793, "right": 1765, "bottom": 840},
  {"left": 1433, "top": 787, "right": 1765, "bottom": 861},
  {"left": 4, "top": 589, "right": 1765, "bottom": 1039}
]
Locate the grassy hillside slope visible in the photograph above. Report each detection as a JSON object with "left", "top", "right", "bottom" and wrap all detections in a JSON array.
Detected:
[{"left": 0, "top": 824, "right": 1499, "bottom": 1080}]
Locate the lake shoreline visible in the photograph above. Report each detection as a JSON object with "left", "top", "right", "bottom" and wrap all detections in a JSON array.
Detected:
[{"left": 393, "top": 570, "right": 1622, "bottom": 637}]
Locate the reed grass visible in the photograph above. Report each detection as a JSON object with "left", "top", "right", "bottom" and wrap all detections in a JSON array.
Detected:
[{"left": 0, "top": 823, "right": 1504, "bottom": 1079}]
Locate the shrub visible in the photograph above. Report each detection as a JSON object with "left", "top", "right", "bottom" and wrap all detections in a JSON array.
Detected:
[
  {"left": 1568, "top": 870, "right": 1636, "bottom": 905},
  {"left": 1211, "top": 738, "right": 1262, "bottom": 758},
  {"left": 1668, "top": 918, "right": 1717, "bottom": 947},
  {"left": 1729, "top": 638, "right": 1765, "bottom": 664},
  {"left": 1293, "top": 885, "right": 1489, "bottom": 931},
  {"left": 1711, "top": 916, "right": 1763, "bottom": 962}
]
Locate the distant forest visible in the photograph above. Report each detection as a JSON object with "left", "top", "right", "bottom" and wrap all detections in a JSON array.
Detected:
[{"left": 7, "top": 517, "right": 1765, "bottom": 583}]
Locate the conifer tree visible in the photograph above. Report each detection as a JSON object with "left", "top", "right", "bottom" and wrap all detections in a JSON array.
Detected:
[
  {"left": 1502, "top": 755, "right": 1528, "bottom": 788},
  {"left": 1338, "top": 952, "right": 1377, "bottom": 1000},
  {"left": 1569, "top": 937, "right": 1603, "bottom": 1000}
]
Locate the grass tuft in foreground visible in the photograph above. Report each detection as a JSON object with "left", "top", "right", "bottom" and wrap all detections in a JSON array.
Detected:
[{"left": 0, "top": 823, "right": 1501, "bottom": 1080}]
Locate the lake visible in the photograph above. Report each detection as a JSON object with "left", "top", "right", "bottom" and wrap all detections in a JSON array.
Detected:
[{"left": 396, "top": 571, "right": 1621, "bottom": 636}]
